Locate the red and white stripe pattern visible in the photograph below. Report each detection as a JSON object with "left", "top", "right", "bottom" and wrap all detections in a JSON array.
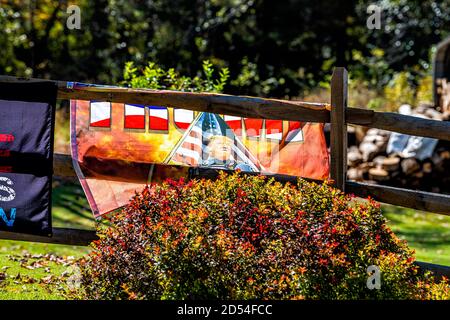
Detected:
[
  {"left": 244, "top": 118, "right": 263, "bottom": 138},
  {"left": 124, "top": 104, "right": 145, "bottom": 129},
  {"left": 169, "top": 114, "right": 260, "bottom": 171},
  {"left": 174, "top": 109, "right": 194, "bottom": 130},
  {"left": 171, "top": 124, "right": 203, "bottom": 166},
  {"left": 149, "top": 106, "right": 169, "bottom": 131},
  {"left": 265, "top": 120, "right": 283, "bottom": 140},
  {"left": 90, "top": 102, "right": 111, "bottom": 128},
  {"left": 224, "top": 115, "right": 242, "bottom": 135}
]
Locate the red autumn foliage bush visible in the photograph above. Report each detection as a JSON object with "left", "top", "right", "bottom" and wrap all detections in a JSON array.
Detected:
[{"left": 77, "top": 172, "right": 449, "bottom": 299}]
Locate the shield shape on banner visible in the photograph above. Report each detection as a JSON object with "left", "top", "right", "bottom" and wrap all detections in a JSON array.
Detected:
[{"left": 165, "top": 112, "right": 261, "bottom": 172}]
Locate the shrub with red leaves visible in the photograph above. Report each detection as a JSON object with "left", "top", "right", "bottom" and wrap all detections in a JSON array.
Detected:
[{"left": 77, "top": 172, "right": 449, "bottom": 299}]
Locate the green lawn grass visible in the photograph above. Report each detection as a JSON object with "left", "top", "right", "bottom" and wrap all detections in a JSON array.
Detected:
[
  {"left": 1, "top": 182, "right": 449, "bottom": 299},
  {"left": 382, "top": 204, "right": 450, "bottom": 266},
  {"left": 0, "top": 181, "right": 94, "bottom": 300},
  {"left": 0, "top": 241, "right": 89, "bottom": 299}
]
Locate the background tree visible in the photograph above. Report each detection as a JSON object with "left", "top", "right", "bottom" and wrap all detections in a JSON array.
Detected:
[{"left": 1, "top": 0, "right": 450, "bottom": 98}]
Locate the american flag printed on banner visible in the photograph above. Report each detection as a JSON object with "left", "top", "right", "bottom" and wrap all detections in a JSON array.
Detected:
[
  {"left": 165, "top": 112, "right": 261, "bottom": 172},
  {"left": 70, "top": 84, "right": 330, "bottom": 217}
]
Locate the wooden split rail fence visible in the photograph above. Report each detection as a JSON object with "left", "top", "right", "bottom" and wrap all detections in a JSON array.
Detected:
[{"left": 1, "top": 68, "right": 450, "bottom": 277}]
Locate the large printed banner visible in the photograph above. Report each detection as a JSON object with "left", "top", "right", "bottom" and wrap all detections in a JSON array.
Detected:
[
  {"left": 71, "top": 91, "right": 329, "bottom": 216},
  {"left": 0, "top": 81, "right": 56, "bottom": 236}
]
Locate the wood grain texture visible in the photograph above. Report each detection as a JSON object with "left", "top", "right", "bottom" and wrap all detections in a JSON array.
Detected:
[
  {"left": 346, "top": 181, "right": 450, "bottom": 216},
  {"left": 0, "top": 75, "right": 330, "bottom": 123},
  {"left": 53, "top": 153, "right": 77, "bottom": 177},
  {"left": 347, "top": 107, "right": 450, "bottom": 141},
  {"left": 58, "top": 87, "right": 330, "bottom": 122},
  {"left": 330, "top": 67, "right": 348, "bottom": 191},
  {"left": 0, "top": 227, "right": 97, "bottom": 246}
]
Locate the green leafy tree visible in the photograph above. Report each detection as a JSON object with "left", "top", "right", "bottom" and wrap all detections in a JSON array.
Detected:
[
  {"left": 122, "top": 60, "right": 229, "bottom": 92},
  {"left": 2, "top": 0, "right": 450, "bottom": 98}
]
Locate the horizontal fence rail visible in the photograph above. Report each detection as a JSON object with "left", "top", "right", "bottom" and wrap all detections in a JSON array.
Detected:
[
  {"left": 51, "top": 152, "right": 450, "bottom": 217},
  {"left": 53, "top": 153, "right": 77, "bottom": 177},
  {"left": 59, "top": 88, "right": 331, "bottom": 123},
  {"left": 1, "top": 70, "right": 450, "bottom": 279},
  {"left": 346, "top": 181, "right": 450, "bottom": 216},
  {"left": 0, "top": 75, "right": 330, "bottom": 123},
  {"left": 0, "top": 227, "right": 97, "bottom": 246},
  {"left": 2, "top": 75, "right": 449, "bottom": 140},
  {"left": 347, "top": 107, "right": 450, "bottom": 141}
]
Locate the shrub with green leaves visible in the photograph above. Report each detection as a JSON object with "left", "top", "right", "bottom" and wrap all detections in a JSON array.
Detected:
[
  {"left": 123, "top": 60, "right": 229, "bottom": 93},
  {"left": 77, "top": 173, "right": 449, "bottom": 300}
]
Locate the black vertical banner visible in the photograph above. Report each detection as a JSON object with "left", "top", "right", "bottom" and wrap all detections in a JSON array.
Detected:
[{"left": 0, "top": 81, "right": 57, "bottom": 236}]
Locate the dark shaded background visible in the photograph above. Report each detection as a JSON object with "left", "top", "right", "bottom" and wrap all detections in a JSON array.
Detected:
[{"left": 1, "top": 0, "right": 449, "bottom": 98}]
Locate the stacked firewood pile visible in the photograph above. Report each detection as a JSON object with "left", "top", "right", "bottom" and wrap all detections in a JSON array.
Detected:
[{"left": 345, "top": 103, "right": 450, "bottom": 194}]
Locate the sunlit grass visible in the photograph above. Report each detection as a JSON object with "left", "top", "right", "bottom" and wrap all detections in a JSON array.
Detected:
[
  {"left": 0, "top": 241, "right": 89, "bottom": 300},
  {"left": 382, "top": 204, "right": 450, "bottom": 266},
  {"left": 0, "top": 182, "right": 93, "bottom": 300}
]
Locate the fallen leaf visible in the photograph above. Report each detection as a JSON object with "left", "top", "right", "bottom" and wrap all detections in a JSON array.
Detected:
[
  {"left": 21, "top": 276, "right": 37, "bottom": 284},
  {"left": 61, "top": 270, "right": 70, "bottom": 277},
  {"left": 40, "top": 275, "right": 54, "bottom": 284}
]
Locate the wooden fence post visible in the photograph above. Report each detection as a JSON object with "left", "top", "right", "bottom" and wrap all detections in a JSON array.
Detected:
[{"left": 330, "top": 67, "right": 348, "bottom": 191}]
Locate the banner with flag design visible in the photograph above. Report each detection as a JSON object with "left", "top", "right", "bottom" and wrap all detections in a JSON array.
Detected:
[
  {"left": 165, "top": 112, "right": 261, "bottom": 172},
  {"left": 71, "top": 88, "right": 329, "bottom": 217}
]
